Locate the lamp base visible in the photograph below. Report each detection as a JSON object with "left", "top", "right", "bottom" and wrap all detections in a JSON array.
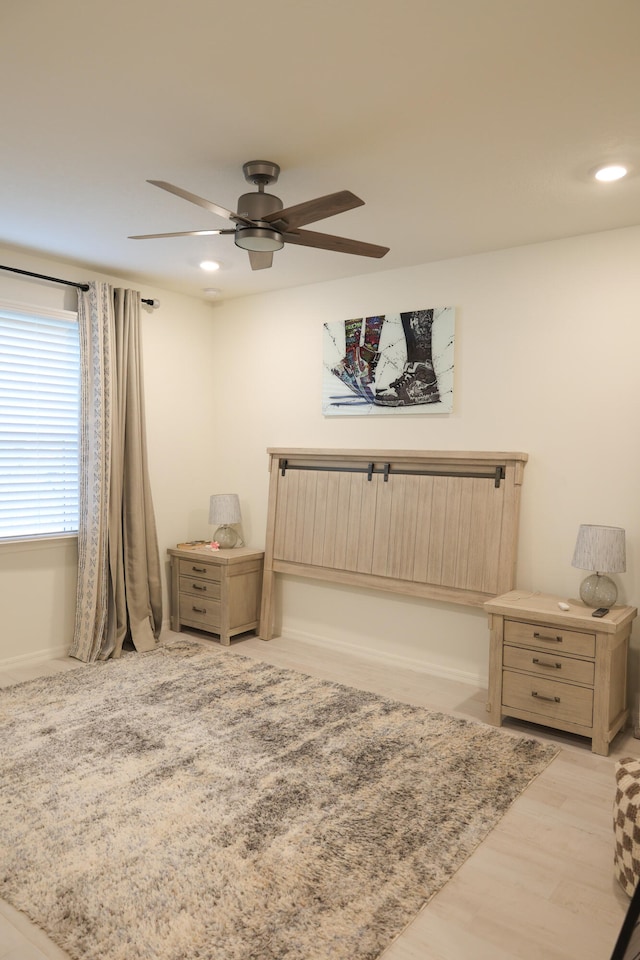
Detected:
[
  {"left": 579, "top": 573, "right": 618, "bottom": 608},
  {"left": 213, "top": 524, "right": 238, "bottom": 549}
]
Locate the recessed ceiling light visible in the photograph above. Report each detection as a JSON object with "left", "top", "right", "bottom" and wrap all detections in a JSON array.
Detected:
[
  {"left": 203, "top": 288, "right": 220, "bottom": 298},
  {"left": 594, "top": 165, "right": 628, "bottom": 182},
  {"left": 199, "top": 260, "right": 220, "bottom": 272}
]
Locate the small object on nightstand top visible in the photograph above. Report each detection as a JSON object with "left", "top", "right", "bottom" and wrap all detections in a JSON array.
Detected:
[
  {"left": 176, "top": 541, "right": 220, "bottom": 552},
  {"left": 558, "top": 601, "right": 570, "bottom": 611},
  {"left": 592, "top": 607, "right": 610, "bottom": 617}
]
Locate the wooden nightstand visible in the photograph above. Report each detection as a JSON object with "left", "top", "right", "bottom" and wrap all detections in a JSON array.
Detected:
[
  {"left": 485, "top": 591, "right": 637, "bottom": 755},
  {"left": 167, "top": 546, "right": 264, "bottom": 645}
]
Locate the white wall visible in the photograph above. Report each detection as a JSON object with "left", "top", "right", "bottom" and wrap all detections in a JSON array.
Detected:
[
  {"left": 206, "top": 226, "right": 640, "bottom": 686},
  {"left": 1, "top": 227, "right": 639, "bottom": 692}
]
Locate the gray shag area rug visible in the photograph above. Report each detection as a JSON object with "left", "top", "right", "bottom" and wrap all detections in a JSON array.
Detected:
[{"left": 0, "top": 640, "right": 558, "bottom": 960}]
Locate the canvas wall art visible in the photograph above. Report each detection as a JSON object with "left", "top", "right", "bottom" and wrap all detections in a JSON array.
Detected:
[{"left": 322, "top": 306, "right": 454, "bottom": 416}]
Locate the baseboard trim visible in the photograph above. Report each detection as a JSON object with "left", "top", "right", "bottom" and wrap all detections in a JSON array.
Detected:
[
  {"left": 1, "top": 620, "right": 175, "bottom": 670},
  {"left": 0, "top": 628, "right": 488, "bottom": 688},
  {"left": 279, "top": 626, "right": 487, "bottom": 687},
  {"left": 0, "top": 643, "right": 71, "bottom": 670}
]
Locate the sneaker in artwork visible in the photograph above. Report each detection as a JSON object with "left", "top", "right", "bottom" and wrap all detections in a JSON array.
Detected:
[
  {"left": 331, "top": 357, "right": 360, "bottom": 396},
  {"left": 373, "top": 361, "right": 440, "bottom": 407},
  {"left": 331, "top": 347, "right": 379, "bottom": 400}
]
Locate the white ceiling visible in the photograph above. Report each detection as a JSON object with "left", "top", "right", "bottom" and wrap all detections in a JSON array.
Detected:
[{"left": 1, "top": 0, "right": 639, "bottom": 303}]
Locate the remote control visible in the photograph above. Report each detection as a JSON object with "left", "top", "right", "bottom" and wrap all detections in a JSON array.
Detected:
[{"left": 592, "top": 607, "right": 609, "bottom": 618}]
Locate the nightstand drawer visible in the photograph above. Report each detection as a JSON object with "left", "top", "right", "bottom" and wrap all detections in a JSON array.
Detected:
[
  {"left": 502, "top": 645, "right": 595, "bottom": 685},
  {"left": 503, "top": 671, "right": 593, "bottom": 727},
  {"left": 179, "top": 595, "right": 221, "bottom": 628},
  {"left": 179, "top": 576, "right": 222, "bottom": 600},
  {"left": 178, "top": 558, "right": 221, "bottom": 583},
  {"left": 505, "top": 619, "right": 595, "bottom": 658}
]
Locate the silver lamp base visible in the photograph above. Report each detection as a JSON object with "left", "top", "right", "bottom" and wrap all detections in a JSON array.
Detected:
[
  {"left": 579, "top": 572, "right": 617, "bottom": 608},
  {"left": 213, "top": 524, "right": 238, "bottom": 549}
]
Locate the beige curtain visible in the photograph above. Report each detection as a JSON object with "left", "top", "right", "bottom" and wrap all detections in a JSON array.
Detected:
[{"left": 70, "top": 282, "right": 162, "bottom": 662}]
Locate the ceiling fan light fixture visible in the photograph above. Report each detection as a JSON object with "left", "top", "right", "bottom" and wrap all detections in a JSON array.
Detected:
[{"left": 235, "top": 226, "right": 284, "bottom": 252}]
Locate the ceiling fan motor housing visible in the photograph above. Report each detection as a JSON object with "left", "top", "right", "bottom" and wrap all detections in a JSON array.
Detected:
[
  {"left": 236, "top": 191, "right": 283, "bottom": 222},
  {"left": 235, "top": 189, "right": 285, "bottom": 252}
]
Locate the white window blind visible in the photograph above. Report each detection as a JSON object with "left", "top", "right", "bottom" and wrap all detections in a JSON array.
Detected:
[{"left": 0, "top": 301, "right": 80, "bottom": 539}]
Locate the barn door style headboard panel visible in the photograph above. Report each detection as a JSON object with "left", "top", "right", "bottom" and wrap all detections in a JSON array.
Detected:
[{"left": 259, "top": 448, "right": 528, "bottom": 640}]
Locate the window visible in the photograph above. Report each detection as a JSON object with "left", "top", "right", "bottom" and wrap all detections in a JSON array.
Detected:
[{"left": 0, "top": 300, "right": 80, "bottom": 539}]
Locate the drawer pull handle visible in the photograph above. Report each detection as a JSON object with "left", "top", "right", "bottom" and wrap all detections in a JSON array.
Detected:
[
  {"left": 192, "top": 606, "right": 207, "bottom": 614},
  {"left": 532, "top": 691, "right": 560, "bottom": 703},
  {"left": 532, "top": 657, "right": 561, "bottom": 669},
  {"left": 192, "top": 566, "right": 207, "bottom": 573},
  {"left": 192, "top": 583, "right": 206, "bottom": 591},
  {"left": 533, "top": 631, "right": 563, "bottom": 644}
]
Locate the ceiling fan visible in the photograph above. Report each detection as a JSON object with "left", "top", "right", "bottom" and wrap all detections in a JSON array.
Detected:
[{"left": 129, "top": 160, "right": 390, "bottom": 270}]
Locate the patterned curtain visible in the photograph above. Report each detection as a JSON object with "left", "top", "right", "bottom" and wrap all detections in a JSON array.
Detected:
[{"left": 70, "top": 282, "right": 162, "bottom": 662}]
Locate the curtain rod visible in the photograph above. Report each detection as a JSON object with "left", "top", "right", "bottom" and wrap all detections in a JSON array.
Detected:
[{"left": 0, "top": 264, "right": 160, "bottom": 308}]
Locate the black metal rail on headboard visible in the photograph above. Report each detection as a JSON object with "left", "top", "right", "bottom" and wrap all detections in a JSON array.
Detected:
[{"left": 278, "top": 458, "right": 506, "bottom": 488}]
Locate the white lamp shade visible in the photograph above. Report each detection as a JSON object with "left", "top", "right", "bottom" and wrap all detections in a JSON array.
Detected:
[
  {"left": 571, "top": 524, "right": 626, "bottom": 573},
  {"left": 208, "top": 494, "right": 241, "bottom": 526}
]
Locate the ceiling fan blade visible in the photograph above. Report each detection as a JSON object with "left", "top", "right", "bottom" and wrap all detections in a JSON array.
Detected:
[
  {"left": 263, "top": 190, "right": 364, "bottom": 230},
  {"left": 248, "top": 250, "right": 273, "bottom": 270},
  {"left": 147, "top": 180, "right": 254, "bottom": 226},
  {"left": 282, "top": 229, "right": 389, "bottom": 259},
  {"left": 128, "top": 229, "right": 235, "bottom": 240}
]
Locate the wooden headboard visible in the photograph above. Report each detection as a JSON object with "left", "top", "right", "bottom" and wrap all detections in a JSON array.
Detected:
[{"left": 259, "top": 448, "right": 528, "bottom": 640}]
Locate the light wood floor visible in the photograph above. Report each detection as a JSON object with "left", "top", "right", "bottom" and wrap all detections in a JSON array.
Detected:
[{"left": 0, "top": 629, "right": 635, "bottom": 960}]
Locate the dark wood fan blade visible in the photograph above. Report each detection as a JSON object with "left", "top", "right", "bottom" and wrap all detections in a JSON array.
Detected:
[
  {"left": 249, "top": 250, "right": 273, "bottom": 270},
  {"left": 147, "top": 180, "right": 254, "bottom": 226},
  {"left": 129, "top": 229, "right": 235, "bottom": 239},
  {"left": 282, "top": 229, "right": 389, "bottom": 259},
  {"left": 263, "top": 190, "right": 364, "bottom": 230}
]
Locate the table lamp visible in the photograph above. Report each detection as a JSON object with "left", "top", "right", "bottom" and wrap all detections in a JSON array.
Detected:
[
  {"left": 571, "top": 524, "right": 626, "bottom": 607},
  {"left": 209, "top": 493, "right": 241, "bottom": 549}
]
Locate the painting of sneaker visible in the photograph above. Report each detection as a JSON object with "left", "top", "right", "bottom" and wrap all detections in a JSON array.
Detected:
[
  {"left": 373, "top": 361, "right": 440, "bottom": 406},
  {"left": 331, "top": 346, "right": 379, "bottom": 401},
  {"left": 322, "top": 306, "right": 454, "bottom": 416}
]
